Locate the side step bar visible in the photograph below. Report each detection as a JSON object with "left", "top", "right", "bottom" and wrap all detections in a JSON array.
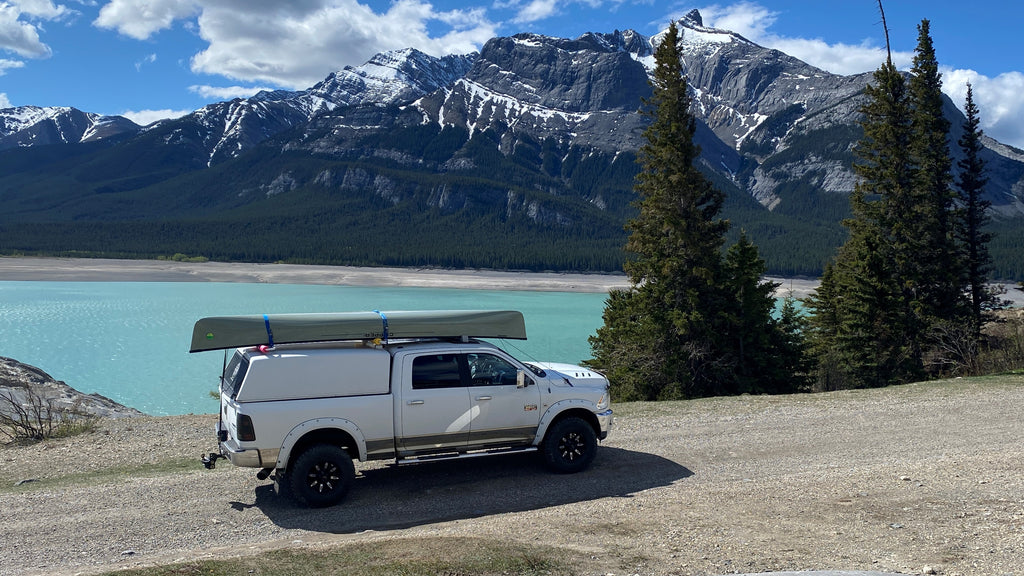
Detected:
[{"left": 396, "top": 446, "right": 537, "bottom": 465}]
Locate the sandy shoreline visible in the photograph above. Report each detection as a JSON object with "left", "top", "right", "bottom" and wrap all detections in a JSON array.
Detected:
[
  {"left": 1, "top": 256, "right": 1020, "bottom": 304},
  {"left": 0, "top": 256, "right": 632, "bottom": 293}
]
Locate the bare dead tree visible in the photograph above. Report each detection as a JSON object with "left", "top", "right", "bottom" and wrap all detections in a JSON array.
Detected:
[{"left": 877, "top": 0, "right": 892, "bottom": 62}]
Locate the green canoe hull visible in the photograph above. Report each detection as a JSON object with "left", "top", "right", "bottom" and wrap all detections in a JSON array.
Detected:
[{"left": 190, "top": 309, "right": 527, "bottom": 352}]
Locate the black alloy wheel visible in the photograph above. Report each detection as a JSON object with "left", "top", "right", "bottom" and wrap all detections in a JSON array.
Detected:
[
  {"left": 541, "top": 416, "right": 597, "bottom": 473},
  {"left": 289, "top": 444, "right": 355, "bottom": 507}
]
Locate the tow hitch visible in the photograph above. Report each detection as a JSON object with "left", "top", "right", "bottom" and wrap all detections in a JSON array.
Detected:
[{"left": 201, "top": 452, "right": 226, "bottom": 469}]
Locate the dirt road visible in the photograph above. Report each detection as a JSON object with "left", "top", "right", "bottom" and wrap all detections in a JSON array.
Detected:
[{"left": 2, "top": 377, "right": 1022, "bottom": 576}]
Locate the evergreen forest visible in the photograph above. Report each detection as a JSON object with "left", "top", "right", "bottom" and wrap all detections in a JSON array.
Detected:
[{"left": 587, "top": 16, "right": 1023, "bottom": 401}]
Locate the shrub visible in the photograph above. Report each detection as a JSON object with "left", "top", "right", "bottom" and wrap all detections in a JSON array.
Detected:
[
  {"left": 0, "top": 389, "right": 100, "bottom": 443},
  {"left": 977, "top": 309, "right": 1024, "bottom": 374}
]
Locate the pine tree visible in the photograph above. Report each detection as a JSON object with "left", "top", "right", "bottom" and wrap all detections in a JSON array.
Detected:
[
  {"left": 721, "top": 232, "right": 807, "bottom": 393},
  {"left": 588, "top": 22, "right": 730, "bottom": 400},
  {"left": 806, "top": 20, "right": 995, "bottom": 386},
  {"left": 956, "top": 83, "right": 1004, "bottom": 342},
  {"left": 588, "top": 22, "right": 804, "bottom": 399},
  {"left": 803, "top": 261, "right": 842, "bottom": 388},
  {"left": 908, "top": 19, "right": 965, "bottom": 336},
  {"left": 806, "top": 53, "right": 921, "bottom": 389}
]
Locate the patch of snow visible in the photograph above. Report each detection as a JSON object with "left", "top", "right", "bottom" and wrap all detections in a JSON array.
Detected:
[
  {"left": 680, "top": 28, "right": 734, "bottom": 47},
  {"left": 2, "top": 106, "right": 69, "bottom": 137},
  {"left": 512, "top": 36, "right": 545, "bottom": 48},
  {"left": 453, "top": 78, "right": 596, "bottom": 126}
]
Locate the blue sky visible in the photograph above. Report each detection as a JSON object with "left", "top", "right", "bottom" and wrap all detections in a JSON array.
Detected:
[{"left": 2, "top": 0, "right": 1023, "bottom": 148}]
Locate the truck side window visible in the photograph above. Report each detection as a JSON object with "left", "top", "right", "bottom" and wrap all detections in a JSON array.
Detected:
[
  {"left": 467, "top": 353, "right": 519, "bottom": 387},
  {"left": 222, "top": 353, "right": 249, "bottom": 399},
  {"left": 412, "top": 354, "right": 462, "bottom": 389}
]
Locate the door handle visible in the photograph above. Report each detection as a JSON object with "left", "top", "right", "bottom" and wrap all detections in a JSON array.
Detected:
[
  {"left": 475, "top": 395, "right": 492, "bottom": 401},
  {"left": 407, "top": 400, "right": 424, "bottom": 405}
]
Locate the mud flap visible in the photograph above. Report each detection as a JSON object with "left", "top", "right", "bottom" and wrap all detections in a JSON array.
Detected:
[{"left": 273, "top": 470, "right": 287, "bottom": 495}]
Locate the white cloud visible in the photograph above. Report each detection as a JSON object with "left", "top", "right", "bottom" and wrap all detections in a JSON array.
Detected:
[
  {"left": 694, "top": 1, "right": 774, "bottom": 39},
  {"left": 189, "top": 84, "right": 272, "bottom": 100},
  {"left": 134, "top": 52, "right": 155, "bottom": 71},
  {"left": 0, "top": 1, "right": 54, "bottom": 58},
  {"left": 10, "top": 0, "right": 70, "bottom": 19},
  {"left": 94, "top": 0, "right": 200, "bottom": 40},
  {"left": 767, "top": 36, "right": 912, "bottom": 76},
  {"left": 944, "top": 68, "right": 1024, "bottom": 150},
  {"left": 118, "top": 108, "right": 191, "bottom": 126},
  {"left": 698, "top": 2, "right": 912, "bottom": 75},
  {"left": 509, "top": 0, "right": 558, "bottom": 24},
  {"left": 192, "top": 0, "right": 496, "bottom": 88},
  {"left": 92, "top": 0, "right": 496, "bottom": 89},
  {"left": 0, "top": 57, "right": 26, "bottom": 73},
  {"left": 496, "top": 0, "right": 609, "bottom": 25},
  {"left": 0, "top": 92, "right": 11, "bottom": 108},
  {"left": 2, "top": 1, "right": 74, "bottom": 55}
]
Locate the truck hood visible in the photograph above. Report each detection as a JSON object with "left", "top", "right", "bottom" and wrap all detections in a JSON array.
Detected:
[{"left": 529, "top": 362, "right": 608, "bottom": 388}]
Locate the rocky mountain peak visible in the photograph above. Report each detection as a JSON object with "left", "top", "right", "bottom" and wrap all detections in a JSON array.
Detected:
[
  {"left": 311, "top": 48, "right": 476, "bottom": 108},
  {"left": 0, "top": 106, "right": 138, "bottom": 149},
  {"left": 683, "top": 8, "right": 704, "bottom": 27},
  {"left": 675, "top": 9, "right": 751, "bottom": 48}
]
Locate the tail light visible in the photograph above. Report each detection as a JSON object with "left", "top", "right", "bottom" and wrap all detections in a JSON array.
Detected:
[{"left": 236, "top": 414, "right": 256, "bottom": 442}]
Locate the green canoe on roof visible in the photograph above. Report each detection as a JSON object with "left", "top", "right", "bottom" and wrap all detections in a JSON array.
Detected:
[{"left": 189, "top": 309, "right": 527, "bottom": 352}]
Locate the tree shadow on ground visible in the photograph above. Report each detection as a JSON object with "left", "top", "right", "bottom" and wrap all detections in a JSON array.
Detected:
[{"left": 250, "top": 446, "right": 691, "bottom": 533}]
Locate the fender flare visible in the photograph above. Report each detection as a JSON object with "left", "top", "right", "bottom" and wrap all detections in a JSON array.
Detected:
[
  {"left": 276, "top": 417, "right": 367, "bottom": 469},
  {"left": 533, "top": 399, "right": 599, "bottom": 445}
]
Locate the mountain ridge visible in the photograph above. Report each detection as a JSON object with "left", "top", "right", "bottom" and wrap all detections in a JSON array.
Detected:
[{"left": 1, "top": 12, "right": 1022, "bottom": 278}]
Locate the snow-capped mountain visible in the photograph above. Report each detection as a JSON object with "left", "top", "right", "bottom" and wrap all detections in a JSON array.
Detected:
[
  {"left": 144, "top": 48, "right": 478, "bottom": 166},
  {"left": 4, "top": 10, "right": 1022, "bottom": 212},
  {"left": 1, "top": 10, "right": 1022, "bottom": 275},
  {"left": 0, "top": 106, "right": 138, "bottom": 149}
]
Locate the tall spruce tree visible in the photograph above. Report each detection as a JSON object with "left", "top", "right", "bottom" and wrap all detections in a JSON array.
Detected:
[
  {"left": 806, "top": 19, "right": 989, "bottom": 387},
  {"left": 956, "top": 83, "right": 1003, "bottom": 342},
  {"left": 588, "top": 22, "right": 803, "bottom": 399},
  {"left": 908, "top": 19, "right": 965, "bottom": 334},
  {"left": 588, "top": 21, "right": 728, "bottom": 400},
  {"left": 806, "top": 53, "right": 920, "bottom": 389}
]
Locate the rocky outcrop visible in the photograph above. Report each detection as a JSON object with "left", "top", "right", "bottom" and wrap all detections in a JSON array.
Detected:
[
  {"left": 0, "top": 357, "right": 141, "bottom": 420},
  {"left": 417, "top": 32, "right": 652, "bottom": 153}
]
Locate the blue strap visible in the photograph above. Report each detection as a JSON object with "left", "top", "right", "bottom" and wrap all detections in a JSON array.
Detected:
[
  {"left": 263, "top": 314, "right": 275, "bottom": 348},
  {"left": 373, "top": 310, "right": 389, "bottom": 342}
]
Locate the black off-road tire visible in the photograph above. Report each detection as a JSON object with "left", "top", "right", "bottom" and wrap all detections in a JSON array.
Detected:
[
  {"left": 541, "top": 416, "right": 597, "bottom": 474},
  {"left": 288, "top": 444, "right": 355, "bottom": 507}
]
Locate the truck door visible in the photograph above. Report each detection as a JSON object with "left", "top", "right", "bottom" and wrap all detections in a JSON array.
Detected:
[
  {"left": 398, "top": 353, "right": 471, "bottom": 454},
  {"left": 465, "top": 352, "right": 542, "bottom": 446}
]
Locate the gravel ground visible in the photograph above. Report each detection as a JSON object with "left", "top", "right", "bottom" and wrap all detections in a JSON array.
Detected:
[{"left": 2, "top": 377, "right": 1023, "bottom": 576}]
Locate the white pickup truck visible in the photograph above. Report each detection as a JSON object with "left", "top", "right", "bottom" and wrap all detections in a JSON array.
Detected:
[{"left": 192, "top": 310, "right": 612, "bottom": 507}]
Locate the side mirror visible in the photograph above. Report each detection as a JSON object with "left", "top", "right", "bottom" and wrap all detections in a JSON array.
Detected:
[{"left": 516, "top": 370, "right": 532, "bottom": 388}]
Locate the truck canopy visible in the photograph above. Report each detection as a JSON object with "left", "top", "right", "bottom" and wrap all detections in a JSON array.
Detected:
[{"left": 190, "top": 309, "right": 527, "bottom": 352}]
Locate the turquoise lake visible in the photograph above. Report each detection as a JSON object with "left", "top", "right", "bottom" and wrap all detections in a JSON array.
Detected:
[{"left": 0, "top": 281, "right": 610, "bottom": 416}]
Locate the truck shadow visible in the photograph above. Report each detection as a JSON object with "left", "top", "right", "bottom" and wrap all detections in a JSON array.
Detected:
[{"left": 250, "top": 447, "right": 692, "bottom": 533}]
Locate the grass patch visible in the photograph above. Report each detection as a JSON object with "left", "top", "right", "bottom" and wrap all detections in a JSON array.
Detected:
[
  {"left": 100, "top": 537, "right": 576, "bottom": 576},
  {"left": 0, "top": 456, "right": 199, "bottom": 493}
]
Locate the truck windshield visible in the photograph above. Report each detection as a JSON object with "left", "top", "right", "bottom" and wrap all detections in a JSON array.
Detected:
[{"left": 221, "top": 352, "right": 249, "bottom": 399}]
